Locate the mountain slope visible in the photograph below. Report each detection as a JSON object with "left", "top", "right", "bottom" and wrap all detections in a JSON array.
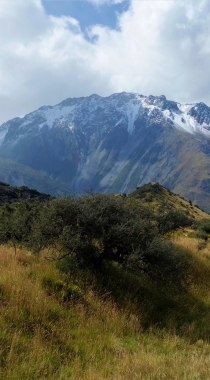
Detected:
[
  {"left": 129, "top": 182, "right": 210, "bottom": 221},
  {"left": 1, "top": 93, "right": 210, "bottom": 210},
  {"left": 0, "top": 157, "right": 69, "bottom": 196}
]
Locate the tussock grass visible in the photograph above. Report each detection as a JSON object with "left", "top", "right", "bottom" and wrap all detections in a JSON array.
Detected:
[
  {"left": 1, "top": 242, "right": 210, "bottom": 379},
  {"left": 173, "top": 234, "right": 199, "bottom": 249},
  {"left": 173, "top": 234, "right": 210, "bottom": 297}
]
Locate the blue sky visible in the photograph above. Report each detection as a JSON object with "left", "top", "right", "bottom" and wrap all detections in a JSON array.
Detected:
[
  {"left": 0, "top": 0, "right": 210, "bottom": 124},
  {"left": 42, "top": 0, "right": 130, "bottom": 32}
]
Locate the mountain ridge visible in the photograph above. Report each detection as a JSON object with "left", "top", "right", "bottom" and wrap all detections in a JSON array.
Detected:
[{"left": 1, "top": 92, "right": 210, "bottom": 210}]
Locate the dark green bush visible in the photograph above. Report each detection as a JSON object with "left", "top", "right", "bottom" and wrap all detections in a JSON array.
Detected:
[
  {"left": 157, "top": 209, "right": 193, "bottom": 234},
  {"left": 196, "top": 230, "right": 208, "bottom": 241},
  {"left": 0, "top": 201, "right": 42, "bottom": 253},
  {"left": 198, "top": 219, "right": 210, "bottom": 234},
  {"left": 0, "top": 192, "right": 192, "bottom": 286},
  {"left": 125, "top": 237, "right": 188, "bottom": 286},
  {"left": 28, "top": 194, "right": 190, "bottom": 285}
]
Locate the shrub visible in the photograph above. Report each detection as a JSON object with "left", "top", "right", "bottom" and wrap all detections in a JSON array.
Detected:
[
  {"left": 157, "top": 209, "right": 193, "bottom": 234},
  {"left": 29, "top": 194, "right": 189, "bottom": 285},
  {"left": 0, "top": 201, "right": 42, "bottom": 253},
  {"left": 125, "top": 237, "right": 188, "bottom": 286},
  {"left": 0, "top": 192, "right": 191, "bottom": 286},
  {"left": 198, "top": 219, "right": 210, "bottom": 234},
  {"left": 196, "top": 230, "right": 208, "bottom": 241}
]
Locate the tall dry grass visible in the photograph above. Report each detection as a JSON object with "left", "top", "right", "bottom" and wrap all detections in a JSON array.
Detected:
[
  {"left": 1, "top": 243, "right": 210, "bottom": 379},
  {"left": 172, "top": 234, "right": 210, "bottom": 295}
]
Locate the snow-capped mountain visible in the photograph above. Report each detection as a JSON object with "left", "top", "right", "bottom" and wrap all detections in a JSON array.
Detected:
[{"left": 1, "top": 92, "right": 210, "bottom": 210}]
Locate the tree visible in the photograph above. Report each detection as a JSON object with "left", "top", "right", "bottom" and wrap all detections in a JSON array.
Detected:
[
  {"left": 29, "top": 194, "right": 188, "bottom": 284},
  {"left": 0, "top": 201, "right": 41, "bottom": 254}
]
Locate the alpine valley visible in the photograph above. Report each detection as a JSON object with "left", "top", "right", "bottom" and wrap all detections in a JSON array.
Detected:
[{"left": 1, "top": 92, "right": 210, "bottom": 211}]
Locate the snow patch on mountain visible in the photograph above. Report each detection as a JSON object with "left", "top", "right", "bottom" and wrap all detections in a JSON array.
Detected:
[
  {"left": 163, "top": 106, "right": 210, "bottom": 138},
  {"left": 1, "top": 92, "right": 210, "bottom": 151},
  {"left": 125, "top": 101, "right": 142, "bottom": 134},
  {"left": 20, "top": 105, "right": 77, "bottom": 130},
  {"left": 178, "top": 103, "right": 193, "bottom": 114},
  {"left": 41, "top": 106, "right": 76, "bottom": 128},
  {"left": 142, "top": 99, "right": 156, "bottom": 114}
]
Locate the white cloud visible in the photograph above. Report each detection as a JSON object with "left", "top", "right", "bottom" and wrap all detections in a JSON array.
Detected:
[
  {"left": 86, "top": 0, "right": 125, "bottom": 5},
  {"left": 0, "top": 0, "right": 210, "bottom": 124}
]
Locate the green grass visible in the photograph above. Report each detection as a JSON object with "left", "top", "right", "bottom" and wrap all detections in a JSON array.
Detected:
[
  {"left": 1, "top": 240, "right": 210, "bottom": 379},
  {"left": 129, "top": 182, "right": 210, "bottom": 221}
]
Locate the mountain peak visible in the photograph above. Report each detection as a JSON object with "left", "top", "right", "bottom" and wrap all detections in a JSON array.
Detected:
[
  {"left": 1, "top": 92, "right": 210, "bottom": 143},
  {"left": 1, "top": 92, "right": 210, "bottom": 211}
]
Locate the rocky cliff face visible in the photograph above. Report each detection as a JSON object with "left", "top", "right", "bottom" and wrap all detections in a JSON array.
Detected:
[{"left": 0, "top": 92, "right": 210, "bottom": 210}]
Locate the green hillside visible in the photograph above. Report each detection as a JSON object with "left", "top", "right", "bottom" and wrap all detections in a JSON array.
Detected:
[
  {"left": 1, "top": 233, "right": 210, "bottom": 379},
  {"left": 129, "top": 182, "right": 210, "bottom": 220},
  {"left": 0, "top": 156, "right": 70, "bottom": 197}
]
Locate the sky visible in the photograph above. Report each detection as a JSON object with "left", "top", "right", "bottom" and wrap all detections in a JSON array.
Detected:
[{"left": 0, "top": 0, "right": 210, "bottom": 124}]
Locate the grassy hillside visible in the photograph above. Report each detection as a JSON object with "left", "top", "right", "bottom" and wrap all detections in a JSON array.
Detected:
[
  {"left": 0, "top": 157, "right": 70, "bottom": 197},
  {"left": 129, "top": 182, "right": 210, "bottom": 220},
  {"left": 1, "top": 238, "right": 210, "bottom": 379},
  {"left": 1, "top": 185, "right": 210, "bottom": 378}
]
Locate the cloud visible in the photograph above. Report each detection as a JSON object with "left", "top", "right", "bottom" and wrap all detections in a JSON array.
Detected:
[
  {"left": 0, "top": 0, "right": 111, "bottom": 123},
  {"left": 0, "top": 0, "right": 210, "bottom": 124},
  {"left": 86, "top": 0, "right": 125, "bottom": 5},
  {"left": 89, "top": 0, "right": 210, "bottom": 103}
]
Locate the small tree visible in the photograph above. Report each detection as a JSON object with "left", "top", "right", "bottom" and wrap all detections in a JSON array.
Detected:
[
  {"left": 29, "top": 194, "right": 188, "bottom": 285},
  {"left": 0, "top": 201, "right": 41, "bottom": 254}
]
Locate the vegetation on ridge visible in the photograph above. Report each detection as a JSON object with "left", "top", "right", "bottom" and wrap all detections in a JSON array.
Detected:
[{"left": 0, "top": 181, "right": 52, "bottom": 205}]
